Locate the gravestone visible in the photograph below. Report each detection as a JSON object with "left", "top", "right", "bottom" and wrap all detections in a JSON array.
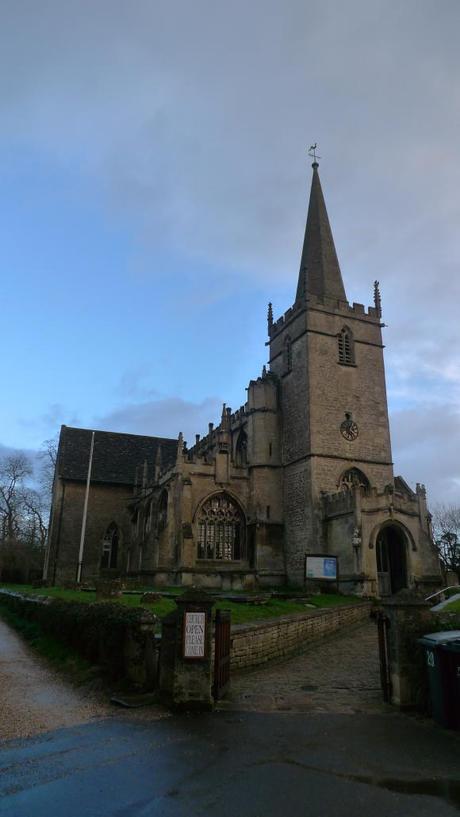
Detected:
[{"left": 95, "top": 578, "right": 123, "bottom": 601}]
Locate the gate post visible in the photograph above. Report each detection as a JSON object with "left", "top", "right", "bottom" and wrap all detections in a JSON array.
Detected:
[
  {"left": 381, "top": 591, "right": 434, "bottom": 709},
  {"left": 159, "top": 589, "right": 215, "bottom": 711},
  {"left": 214, "top": 609, "right": 231, "bottom": 701}
]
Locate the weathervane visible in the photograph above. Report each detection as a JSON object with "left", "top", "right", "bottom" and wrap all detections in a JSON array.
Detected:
[{"left": 308, "top": 143, "right": 321, "bottom": 163}]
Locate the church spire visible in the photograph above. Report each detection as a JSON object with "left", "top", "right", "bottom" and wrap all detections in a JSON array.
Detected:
[{"left": 296, "top": 161, "right": 347, "bottom": 304}]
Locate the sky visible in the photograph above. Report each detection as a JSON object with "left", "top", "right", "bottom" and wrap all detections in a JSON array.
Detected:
[{"left": 0, "top": 0, "right": 459, "bottom": 504}]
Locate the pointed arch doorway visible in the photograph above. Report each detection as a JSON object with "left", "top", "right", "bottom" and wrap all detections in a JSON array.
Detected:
[{"left": 376, "top": 524, "right": 408, "bottom": 596}]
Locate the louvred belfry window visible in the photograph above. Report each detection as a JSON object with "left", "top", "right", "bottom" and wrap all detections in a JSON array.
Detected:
[
  {"left": 197, "top": 494, "right": 245, "bottom": 561},
  {"left": 338, "top": 326, "right": 355, "bottom": 365}
]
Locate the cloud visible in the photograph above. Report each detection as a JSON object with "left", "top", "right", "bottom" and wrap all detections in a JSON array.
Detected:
[
  {"left": 18, "top": 404, "right": 81, "bottom": 437},
  {"left": 390, "top": 404, "right": 460, "bottom": 504},
  {"left": 0, "top": 442, "right": 44, "bottom": 483},
  {"left": 1, "top": 1, "right": 459, "bottom": 506},
  {"left": 2, "top": 1, "right": 459, "bottom": 284},
  {"left": 115, "top": 369, "right": 160, "bottom": 401},
  {"left": 94, "top": 396, "right": 222, "bottom": 444}
]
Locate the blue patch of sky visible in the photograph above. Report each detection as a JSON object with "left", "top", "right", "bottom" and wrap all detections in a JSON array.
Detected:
[{"left": 1, "top": 147, "right": 284, "bottom": 449}]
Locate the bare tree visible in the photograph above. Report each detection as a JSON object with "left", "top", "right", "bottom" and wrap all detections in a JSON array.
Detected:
[
  {"left": 37, "top": 434, "right": 58, "bottom": 502},
  {"left": 0, "top": 452, "right": 51, "bottom": 583},
  {"left": 431, "top": 503, "right": 460, "bottom": 579},
  {"left": 22, "top": 488, "right": 48, "bottom": 550},
  {"left": 0, "top": 454, "right": 33, "bottom": 542}
]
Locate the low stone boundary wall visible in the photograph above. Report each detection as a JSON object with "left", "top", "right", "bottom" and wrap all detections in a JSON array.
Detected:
[
  {"left": 0, "top": 589, "right": 372, "bottom": 686},
  {"left": 0, "top": 589, "right": 158, "bottom": 688},
  {"left": 230, "top": 601, "right": 372, "bottom": 670}
]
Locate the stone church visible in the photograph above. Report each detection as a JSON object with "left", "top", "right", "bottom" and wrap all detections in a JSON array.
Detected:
[{"left": 44, "top": 162, "right": 441, "bottom": 596}]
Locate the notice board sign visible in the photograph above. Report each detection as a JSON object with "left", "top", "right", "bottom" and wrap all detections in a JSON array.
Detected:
[
  {"left": 305, "top": 554, "right": 338, "bottom": 581},
  {"left": 183, "top": 611, "right": 207, "bottom": 659}
]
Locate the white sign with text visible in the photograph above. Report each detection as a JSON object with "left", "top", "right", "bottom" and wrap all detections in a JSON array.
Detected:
[{"left": 183, "top": 611, "right": 206, "bottom": 658}]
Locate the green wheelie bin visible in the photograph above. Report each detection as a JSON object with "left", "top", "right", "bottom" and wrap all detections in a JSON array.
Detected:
[
  {"left": 442, "top": 638, "right": 460, "bottom": 730},
  {"left": 418, "top": 631, "right": 460, "bottom": 729}
]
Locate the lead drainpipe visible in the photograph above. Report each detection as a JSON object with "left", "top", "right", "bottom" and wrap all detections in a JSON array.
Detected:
[{"left": 76, "top": 431, "right": 95, "bottom": 583}]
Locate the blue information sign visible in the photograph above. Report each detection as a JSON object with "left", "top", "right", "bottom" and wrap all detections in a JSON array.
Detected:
[
  {"left": 305, "top": 555, "right": 338, "bottom": 581},
  {"left": 324, "top": 558, "right": 337, "bottom": 579}
]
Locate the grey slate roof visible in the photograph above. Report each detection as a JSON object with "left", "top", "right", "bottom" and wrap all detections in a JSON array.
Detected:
[
  {"left": 57, "top": 425, "right": 177, "bottom": 485},
  {"left": 296, "top": 163, "right": 347, "bottom": 303}
]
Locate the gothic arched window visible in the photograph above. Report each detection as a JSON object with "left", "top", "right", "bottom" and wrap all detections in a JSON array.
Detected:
[
  {"left": 284, "top": 335, "right": 292, "bottom": 373},
  {"left": 158, "top": 490, "right": 168, "bottom": 532},
  {"left": 101, "top": 522, "right": 119, "bottom": 569},
  {"left": 339, "top": 468, "right": 370, "bottom": 493},
  {"left": 144, "top": 501, "right": 152, "bottom": 537},
  {"left": 197, "top": 494, "right": 245, "bottom": 561},
  {"left": 235, "top": 430, "right": 248, "bottom": 466},
  {"left": 338, "top": 326, "right": 355, "bottom": 365}
]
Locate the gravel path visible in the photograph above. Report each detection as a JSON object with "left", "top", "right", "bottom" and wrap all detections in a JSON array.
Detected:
[{"left": 0, "top": 618, "right": 113, "bottom": 742}]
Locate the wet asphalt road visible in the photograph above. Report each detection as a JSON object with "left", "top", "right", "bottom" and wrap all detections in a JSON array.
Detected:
[
  {"left": 1, "top": 618, "right": 460, "bottom": 816},
  {"left": 1, "top": 710, "right": 460, "bottom": 817}
]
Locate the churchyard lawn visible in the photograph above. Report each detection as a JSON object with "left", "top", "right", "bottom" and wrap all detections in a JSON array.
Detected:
[{"left": 0, "top": 584, "right": 362, "bottom": 625}]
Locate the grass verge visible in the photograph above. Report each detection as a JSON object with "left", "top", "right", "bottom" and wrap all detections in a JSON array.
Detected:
[
  {"left": 442, "top": 598, "right": 460, "bottom": 612},
  {"left": 0, "top": 602, "right": 95, "bottom": 686}
]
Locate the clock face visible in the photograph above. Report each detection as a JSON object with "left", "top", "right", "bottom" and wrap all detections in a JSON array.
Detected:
[{"left": 340, "top": 419, "right": 359, "bottom": 441}]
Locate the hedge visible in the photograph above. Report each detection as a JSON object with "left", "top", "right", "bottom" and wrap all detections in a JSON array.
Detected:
[{"left": 0, "top": 590, "right": 157, "bottom": 685}]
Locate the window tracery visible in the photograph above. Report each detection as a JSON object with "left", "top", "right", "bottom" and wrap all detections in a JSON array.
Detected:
[
  {"left": 339, "top": 468, "right": 370, "bottom": 493},
  {"left": 101, "top": 522, "right": 119, "bottom": 569},
  {"left": 197, "top": 494, "right": 245, "bottom": 561},
  {"left": 235, "top": 430, "right": 248, "bottom": 466},
  {"left": 144, "top": 501, "right": 152, "bottom": 537},
  {"left": 158, "top": 491, "right": 168, "bottom": 532}
]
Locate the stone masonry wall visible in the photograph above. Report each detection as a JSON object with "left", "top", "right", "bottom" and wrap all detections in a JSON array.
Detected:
[
  {"left": 230, "top": 601, "right": 372, "bottom": 670},
  {"left": 48, "top": 480, "right": 133, "bottom": 583},
  {"left": 283, "top": 463, "right": 312, "bottom": 582}
]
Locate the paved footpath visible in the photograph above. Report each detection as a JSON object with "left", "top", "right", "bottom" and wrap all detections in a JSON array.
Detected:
[{"left": 222, "top": 619, "right": 386, "bottom": 713}]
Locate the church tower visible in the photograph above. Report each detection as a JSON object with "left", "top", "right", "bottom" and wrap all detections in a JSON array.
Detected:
[{"left": 269, "top": 161, "right": 394, "bottom": 584}]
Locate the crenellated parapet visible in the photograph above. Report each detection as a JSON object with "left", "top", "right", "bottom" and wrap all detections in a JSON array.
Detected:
[
  {"left": 322, "top": 489, "right": 355, "bottom": 517},
  {"left": 180, "top": 365, "right": 279, "bottom": 472},
  {"left": 269, "top": 300, "right": 303, "bottom": 338},
  {"left": 269, "top": 293, "right": 381, "bottom": 340},
  {"left": 322, "top": 477, "right": 425, "bottom": 517}
]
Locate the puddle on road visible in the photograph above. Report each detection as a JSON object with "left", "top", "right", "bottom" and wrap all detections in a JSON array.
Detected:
[
  {"left": 350, "top": 774, "right": 460, "bottom": 808},
  {"left": 255, "top": 757, "right": 460, "bottom": 809}
]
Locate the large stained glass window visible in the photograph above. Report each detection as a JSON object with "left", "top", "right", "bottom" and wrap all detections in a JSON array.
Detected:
[{"left": 197, "top": 494, "right": 245, "bottom": 561}]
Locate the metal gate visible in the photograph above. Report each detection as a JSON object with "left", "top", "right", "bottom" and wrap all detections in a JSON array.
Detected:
[
  {"left": 376, "top": 609, "right": 392, "bottom": 703},
  {"left": 213, "top": 609, "right": 231, "bottom": 700}
]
